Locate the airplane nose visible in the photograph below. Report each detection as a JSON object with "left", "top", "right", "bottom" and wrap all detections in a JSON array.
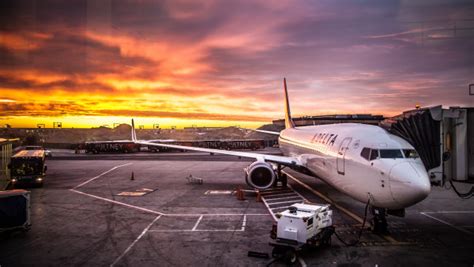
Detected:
[{"left": 389, "top": 162, "right": 431, "bottom": 208}]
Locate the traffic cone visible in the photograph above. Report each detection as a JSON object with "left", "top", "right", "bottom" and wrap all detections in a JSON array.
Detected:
[
  {"left": 131, "top": 172, "right": 135, "bottom": 181},
  {"left": 256, "top": 190, "right": 262, "bottom": 202},
  {"left": 237, "top": 186, "right": 245, "bottom": 201}
]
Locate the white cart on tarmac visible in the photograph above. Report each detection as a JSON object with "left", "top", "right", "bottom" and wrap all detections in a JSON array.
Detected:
[{"left": 269, "top": 203, "right": 334, "bottom": 264}]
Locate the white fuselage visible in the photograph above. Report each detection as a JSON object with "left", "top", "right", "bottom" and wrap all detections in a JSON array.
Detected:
[{"left": 279, "top": 123, "right": 431, "bottom": 209}]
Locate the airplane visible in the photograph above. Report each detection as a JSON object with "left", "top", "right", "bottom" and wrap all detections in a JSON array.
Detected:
[{"left": 130, "top": 78, "right": 431, "bottom": 233}]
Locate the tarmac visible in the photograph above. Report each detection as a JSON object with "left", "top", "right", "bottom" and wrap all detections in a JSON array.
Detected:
[{"left": 0, "top": 150, "right": 473, "bottom": 266}]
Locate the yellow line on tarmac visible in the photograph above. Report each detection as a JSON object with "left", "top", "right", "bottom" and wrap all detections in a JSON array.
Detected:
[{"left": 284, "top": 171, "right": 400, "bottom": 245}]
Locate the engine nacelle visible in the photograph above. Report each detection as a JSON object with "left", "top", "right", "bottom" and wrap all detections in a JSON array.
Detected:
[{"left": 245, "top": 161, "right": 276, "bottom": 190}]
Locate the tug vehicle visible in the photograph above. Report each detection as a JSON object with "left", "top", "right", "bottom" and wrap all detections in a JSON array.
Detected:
[{"left": 269, "top": 203, "right": 334, "bottom": 264}]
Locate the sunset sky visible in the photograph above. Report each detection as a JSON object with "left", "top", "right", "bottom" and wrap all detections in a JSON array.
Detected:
[{"left": 1, "top": 0, "right": 473, "bottom": 128}]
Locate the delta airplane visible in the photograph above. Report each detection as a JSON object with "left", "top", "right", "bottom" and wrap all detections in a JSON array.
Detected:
[{"left": 131, "top": 78, "right": 431, "bottom": 231}]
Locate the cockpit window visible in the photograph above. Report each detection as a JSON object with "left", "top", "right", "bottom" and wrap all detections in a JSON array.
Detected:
[
  {"left": 363, "top": 148, "right": 417, "bottom": 160},
  {"left": 361, "top": 147, "right": 370, "bottom": 160},
  {"left": 361, "top": 147, "right": 379, "bottom": 161},
  {"left": 369, "top": 149, "right": 378, "bottom": 160},
  {"left": 403, "top": 149, "right": 419, "bottom": 158},
  {"left": 379, "top": 149, "right": 404, "bottom": 158}
]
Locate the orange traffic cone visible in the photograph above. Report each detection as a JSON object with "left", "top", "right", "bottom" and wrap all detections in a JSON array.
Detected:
[
  {"left": 256, "top": 190, "right": 262, "bottom": 202},
  {"left": 237, "top": 186, "right": 245, "bottom": 201}
]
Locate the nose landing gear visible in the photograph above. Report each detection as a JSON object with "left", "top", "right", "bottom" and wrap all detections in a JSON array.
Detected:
[{"left": 370, "top": 207, "right": 388, "bottom": 234}]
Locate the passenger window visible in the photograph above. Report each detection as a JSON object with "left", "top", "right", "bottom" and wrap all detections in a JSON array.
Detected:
[
  {"left": 361, "top": 148, "right": 370, "bottom": 160},
  {"left": 369, "top": 149, "right": 378, "bottom": 160}
]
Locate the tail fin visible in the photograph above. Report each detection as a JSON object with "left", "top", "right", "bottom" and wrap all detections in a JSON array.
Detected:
[
  {"left": 131, "top": 119, "right": 137, "bottom": 141},
  {"left": 283, "top": 78, "right": 295, "bottom": 129}
]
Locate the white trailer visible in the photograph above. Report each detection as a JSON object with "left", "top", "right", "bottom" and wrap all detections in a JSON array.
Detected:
[{"left": 269, "top": 203, "right": 334, "bottom": 264}]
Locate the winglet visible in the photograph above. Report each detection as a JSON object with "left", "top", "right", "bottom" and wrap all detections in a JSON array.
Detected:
[
  {"left": 283, "top": 78, "right": 295, "bottom": 129},
  {"left": 131, "top": 119, "right": 137, "bottom": 141}
]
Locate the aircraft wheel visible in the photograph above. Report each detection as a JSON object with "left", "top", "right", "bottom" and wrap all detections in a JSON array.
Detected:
[
  {"left": 283, "top": 248, "right": 297, "bottom": 264},
  {"left": 272, "top": 246, "right": 283, "bottom": 258}
]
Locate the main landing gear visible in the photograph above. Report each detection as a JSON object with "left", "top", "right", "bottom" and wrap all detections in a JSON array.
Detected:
[{"left": 275, "top": 164, "right": 288, "bottom": 188}]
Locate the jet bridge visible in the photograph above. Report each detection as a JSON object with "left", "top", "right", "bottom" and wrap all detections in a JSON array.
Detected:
[{"left": 381, "top": 106, "right": 474, "bottom": 186}]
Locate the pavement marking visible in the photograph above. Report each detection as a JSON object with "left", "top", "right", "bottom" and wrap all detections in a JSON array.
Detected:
[
  {"left": 421, "top": 210, "right": 474, "bottom": 214},
  {"left": 298, "top": 256, "right": 307, "bottom": 267},
  {"left": 271, "top": 205, "right": 294, "bottom": 211},
  {"left": 263, "top": 192, "right": 299, "bottom": 198},
  {"left": 264, "top": 195, "right": 302, "bottom": 201},
  {"left": 71, "top": 164, "right": 267, "bottom": 217},
  {"left": 420, "top": 212, "right": 474, "bottom": 235},
  {"left": 166, "top": 213, "right": 267, "bottom": 216},
  {"left": 260, "top": 183, "right": 308, "bottom": 221},
  {"left": 149, "top": 229, "right": 245, "bottom": 232},
  {"left": 267, "top": 199, "right": 304, "bottom": 206},
  {"left": 241, "top": 215, "right": 247, "bottom": 231},
  {"left": 74, "top": 163, "right": 132, "bottom": 189},
  {"left": 110, "top": 215, "right": 162, "bottom": 267},
  {"left": 151, "top": 214, "right": 248, "bottom": 233},
  {"left": 70, "top": 189, "right": 267, "bottom": 217},
  {"left": 284, "top": 171, "right": 402, "bottom": 245},
  {"left": 70, "top": 189, "right": 164, "bottom": 216},
  {"left": 192, "top": 215, "right": 204, "bottom": 231}
]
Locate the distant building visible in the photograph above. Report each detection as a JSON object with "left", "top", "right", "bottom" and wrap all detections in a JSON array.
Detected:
[
  {"left": 183, "top": 126, "right": 226, "bottom": 131},
  {"left": 272, "top": 114, "right": 385, "bottom": 127}
]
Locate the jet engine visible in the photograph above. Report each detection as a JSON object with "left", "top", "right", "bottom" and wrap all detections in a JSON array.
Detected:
[{"left": 245, "top": 161, "right": 276, "bottom": 190}]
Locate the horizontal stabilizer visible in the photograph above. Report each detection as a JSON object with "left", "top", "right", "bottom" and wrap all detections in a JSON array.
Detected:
[
  {"left": 255, "top": 129, "right": 281, "bottom": 136},
  {"left": 131, "top": 119, "right": 137, "bottom": 141}
]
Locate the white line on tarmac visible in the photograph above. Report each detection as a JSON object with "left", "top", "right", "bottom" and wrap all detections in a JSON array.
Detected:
[
  {"left": 241, "top": 215, "right": 247, "bottom": 231},
  {"left": 70, "top": 189, "right": 164, "bottom": 216},
  {"left": 74, "top": 163, "right": 132, "bottom": 189},
  {"left": 166, "top": 213, "right": 268, "bottom": 216},
  {"left": 298, "top": 256, "right": 307, "bottom": 267},
  {"left": 421, "top": 210, "right": 474, "bottom": 214},
  {"left": 192, "top": 215, "right": 203, "bottom": 231},
  {"left": 288, "top": 184, "right": 310, "bottom": 202},
  {"left": 71, "top": 164, "right": 267, "bottom": 217},
  {"left": 264, "top": 195, "right": 302, "bottom": 202},
  {"left": 110, "top": 215, "right": 162, "bottom": 267},
  {"left": 420, "top": 212, "right": 473, "bottom": 235},
  {"left": 270, "top": 205, "right": 293, "bottom": 210},
  {"left": 261, "top": 192, "right": 296, "bottom": 198},
  {"left": 70, "top": 189, "right": 266, "bottom": 217},
  {"left": 267, "top": 199, "right": 304, "bottom": 206},
  {"left": 149, "top": 229, "right": 245, "bottom": 232}
]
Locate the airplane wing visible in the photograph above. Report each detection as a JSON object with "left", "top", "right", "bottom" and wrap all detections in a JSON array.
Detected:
[
  {"left": 136, "top": 140, "right": 299, "bottom": 166},
  {"left": 131, "top": 119, "right": 299, "bottom": 166}
]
